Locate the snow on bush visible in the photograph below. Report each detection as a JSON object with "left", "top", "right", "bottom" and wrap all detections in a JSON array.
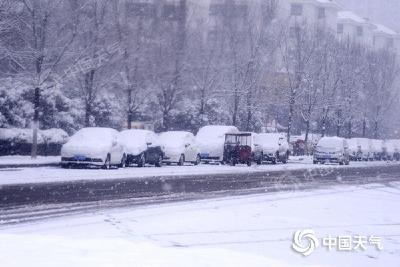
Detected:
[{"left": 0, "top": 128, "right": 68, "bottom": 144}]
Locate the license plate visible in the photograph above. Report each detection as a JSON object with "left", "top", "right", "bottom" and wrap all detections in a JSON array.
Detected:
[
  {"left": 200, "top": 153, "right": 209, "bottom": 158},
  {"left": 74, "top": 155, "right": 87, "bottom": 161}
]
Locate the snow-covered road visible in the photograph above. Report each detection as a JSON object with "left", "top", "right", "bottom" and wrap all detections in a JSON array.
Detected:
[
  {"left": 0, "top": 156, "right": 397, "bottom": 186},
  {"left": 0, "top": 182, "right": 399, "bottom": 267}
]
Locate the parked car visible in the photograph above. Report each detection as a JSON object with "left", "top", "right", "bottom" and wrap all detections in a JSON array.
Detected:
[
  {"left": 313, "top": 136, "right": 350, "bottom": 165},
  {"left": 223, "top": 132, "right": 254, "bottom": 166},
  {"left": 386, "top": 140, "right": 400, "bottom": 161},
  {"left": 352, "top": 138, "right": 373, "bottom": 161},
  {"left": 347, "top": 139, "right": 362, "bottom": 161},
  {"left": 253, "top": 133, "right": 290, "bottom": 164},
  {"left": 61, "top": 127, "right": 125, "bottom": 169},
  {"left": 119, "top": 129, "right": 164, "bottom": 167},
  {"left": 370, "top": 139, "right": 385, "bottom": 161},
  {"left": 196, "top": 125, "right": 239, "bottom": 164},
  {"left": 159, "top": 131, "right": 200, "bottom": 165}
]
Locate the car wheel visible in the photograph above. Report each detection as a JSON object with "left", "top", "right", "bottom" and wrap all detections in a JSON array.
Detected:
[
  {"left": 138, "top": 154, "right": 146, "bottom": 168},
  {"left": 178, "top": 154, "right": 185, "bottom": 166},
  {"left": 194, "top": 154, "right": 201, "bottom": 166},
  {"left": 257, "top": 153, "right": 263, "bottom": 165},
  {"left": 118, "top": 154, "right": 127, "bottom": 168},
  {"left": 230, "top": 159, "right": 236, "bottom": 166},
  {"left": 103, "top": 154, "right": 111, "bottom": 170},
  {"left": 155, "top": 154, "right": 163, "bottom": 167},
  {"left": 247, "top": 160, "right": 252, "bottom": 167},
  {"left": 281, "top": 153, "right": 288, "bottom": 164}
]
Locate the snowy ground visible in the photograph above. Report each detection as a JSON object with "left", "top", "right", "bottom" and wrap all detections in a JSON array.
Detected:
[
  {"left": 0, "top": 156, "right": 397, "bottom": 186},
  {"left": 0, "top": 155, "right": 60, "bottom": 166},
  {"left": 0, "top": 182, "right": 399, "bottom": 267}
]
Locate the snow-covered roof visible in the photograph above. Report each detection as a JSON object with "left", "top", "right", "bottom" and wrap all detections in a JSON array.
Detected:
[
  {"left": 315, "top": 0, "right": 341, "bottom": 9},
  {"left": 337, "top": 10, "right": 367, "bottom": 24},
  {"left": 372, "top": 23, "right": 398, "bottom": 36}
]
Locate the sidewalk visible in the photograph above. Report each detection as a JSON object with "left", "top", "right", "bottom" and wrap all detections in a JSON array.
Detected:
[{"left": 0, "top": 156, "right": 60, "bottom": 169}]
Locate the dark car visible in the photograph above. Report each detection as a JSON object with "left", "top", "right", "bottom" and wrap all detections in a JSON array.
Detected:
[
  {"left": 223, "top": 133, "right": 253, "bottom": 166},
  {"left": 119, "top": 130, "right": 164, "bottom": 167}
]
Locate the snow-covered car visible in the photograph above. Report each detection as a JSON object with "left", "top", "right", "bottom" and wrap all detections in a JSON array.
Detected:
[
  {"left": 386, "top": 139, "right": 400, "bottom": 161},
  {"left": 313, "top": 136, "right": 350, "bottom": 165},
  {"left": 61, "top": 127, "right": 125, "bottom": 169},
  {"left": 119, "top": 129, "right": 164, "bottom": 167},
  {"left": 159, "top": 131, "right": 200, "bottom": 165},
  {"left": 370, "top": 139, "right": 385, "bottom": 161},
  {"left": 253, "top": 133, "right": 290, "bottom": 164},
  {"left": 346, "top": 139, "right": 362, "bottom": 161},
  {"left": 352, "top": 138, "right": 373, "bottom": 161},
  {"left": 196, "top": 125, "right": 239, "bottom": 163}
]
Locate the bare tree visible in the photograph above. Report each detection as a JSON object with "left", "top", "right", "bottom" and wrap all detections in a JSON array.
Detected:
[{"left": 13, "top": 0, "right": 77, "bottom": 158}]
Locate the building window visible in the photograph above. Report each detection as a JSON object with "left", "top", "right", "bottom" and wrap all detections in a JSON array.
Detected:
[
  {"left": 291, "top": 3, "right": 303, "bottom": 16},
  {"left": 337, "top": 24, "right": 343, "bottom": 34},
  {"left": 318, "top": 7, "right": 325, "bottom": 19},
  {"left": 356, "top": 26, "right": 363, "bottom": 37},
  {"left": 289, "top": 26, "right": 301, "bottom": 38},
  {"left": 163, "top": 4, "right": 179, "bottom": 21}
]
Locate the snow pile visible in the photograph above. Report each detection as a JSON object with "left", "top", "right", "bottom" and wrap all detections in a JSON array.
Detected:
[{"left": 0, "top": 234, "right": 301, "bottom": 267}]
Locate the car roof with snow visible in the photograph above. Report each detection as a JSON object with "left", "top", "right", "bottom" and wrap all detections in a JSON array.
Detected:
[
  {"left": 317, "top": 136, "right": 344, "bottom": 146},
  {"left": 197, "top": 125, "right": 239, "bottom": 138}
]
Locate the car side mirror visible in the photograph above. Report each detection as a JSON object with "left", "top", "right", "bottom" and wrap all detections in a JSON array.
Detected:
[
  {"left": 147, "top": 142, "right": 152, "bottom": 146},
  {"left": 185, "top": 144, "right": 190, "bottom": 148}
]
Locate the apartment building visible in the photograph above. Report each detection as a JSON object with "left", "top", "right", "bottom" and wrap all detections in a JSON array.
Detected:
[
  {"left": 278, "top": 0, "right": 340, "bottom": 32},
  {"left": 337, "top": 11, "right": 375, "bottom": 46},
  {"left": 372, "top": 23, "right": 398, "bottom": 51}
]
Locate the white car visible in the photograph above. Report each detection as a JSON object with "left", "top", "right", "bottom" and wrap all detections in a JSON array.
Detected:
[
  {"left": 119, "top": 130, "right": 164, "bottom": 167},
  {"left": 352, "top": 138, "right": 373, "bottom": 161},
  {"left": 370, "top": 139, "right": 384, "bottom": 160},
  {"left": 386, "top": 139, "right": 400, "bottom": 161},
  {"left": 159, "top": 131, "right": 200, "bottom": 165},
  {"left": 196, "top": 125, "right": 239, "bottom": 163},
  {"left": 313, "top": 136, "right": 350, "bottom": 165},
  {"left": 346, "top": 139, "right": 362, "bottom": 161},
  {"left": 61, "top": 127, "right": 125, "bottom": 169},
  {"left": 253, "top": 133, "right": 290, "bottom": 164}
]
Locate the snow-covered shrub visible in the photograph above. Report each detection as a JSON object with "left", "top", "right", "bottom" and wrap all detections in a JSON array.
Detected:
[{"left": 0, "top": 128, "right": 69, "bottom": 156}]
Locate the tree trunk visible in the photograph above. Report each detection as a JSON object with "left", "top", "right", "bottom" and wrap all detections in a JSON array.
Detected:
[
  {"left": 287, "top": 91, "right": 295, "bottom": 142},
  {"left": 84, "top": 70, "right": 95, "bottom": 127},
  {"left": 362, "top": 117, "right": 366, "bottom": 137},
  {"left": 31, "top": 87, "right": 40, "bottom": 159},
  {"left": 127, "top": 88, "right": 132, "bottom": 129},
  {"left": 304, "top": 120, "right": 310, "bottom": 155}
]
